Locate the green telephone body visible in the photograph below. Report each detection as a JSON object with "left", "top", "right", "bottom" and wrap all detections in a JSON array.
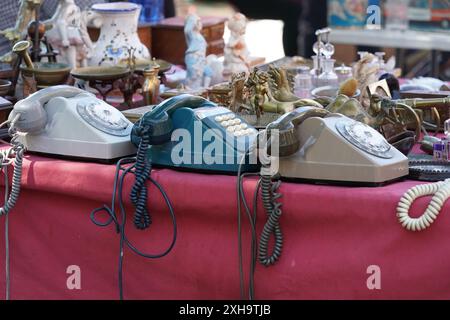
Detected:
[{"left": 131, "top": 94, "right": 260, "bottom": 173}]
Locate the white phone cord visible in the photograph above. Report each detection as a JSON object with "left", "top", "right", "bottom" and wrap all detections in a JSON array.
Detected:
[{"left": 397, "top": 179, "right": 450, "bottom": 231}]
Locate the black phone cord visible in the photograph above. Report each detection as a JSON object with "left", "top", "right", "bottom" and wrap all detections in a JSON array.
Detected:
[
  {"left": 90, "top": 153, "right": 177, "bottom": 300},
  {"left": 259, "top": 172, "right": 283, "bottom": 266},
  {"left": 130, "top": 126, "right": 152, "bottom": 229}
]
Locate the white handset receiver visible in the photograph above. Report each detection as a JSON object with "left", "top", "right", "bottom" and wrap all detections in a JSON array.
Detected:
[{"left": 8, "top": 85, "right": 136, "bottom": 160}]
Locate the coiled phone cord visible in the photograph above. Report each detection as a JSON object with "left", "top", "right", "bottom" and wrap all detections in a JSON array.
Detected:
[
  {"left": 259, "top": 172, "right": 283, "bottom": 266},
  {"left": 91, "top": 136, "right": 177, "bottom": 299},
  {"left": 91, "top": 124, "right": 177, "bottom": 300},
  {"left": 397, "top": 179, "right": 450, "bottom": 231},
  {"left": 0, "top": 115, "right": 26, "bottom": 300},
  {"left": 0, "top": 116, "right": 25, "bottom": 217},
  {"left": 129, "top": 126, "right": 152, "bottom": 229}
]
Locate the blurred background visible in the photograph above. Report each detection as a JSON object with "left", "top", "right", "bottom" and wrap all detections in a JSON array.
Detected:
[{"left": 1, "top": 0, "right": 449, "bottom": 79}]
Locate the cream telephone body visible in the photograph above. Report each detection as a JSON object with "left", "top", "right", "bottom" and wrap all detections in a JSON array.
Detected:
[
  {"left": 8, "top": 85, "right": 136, "bottom": 160},
  {"left": 268, "top": 107, "right": 409, "bottom": 184}
]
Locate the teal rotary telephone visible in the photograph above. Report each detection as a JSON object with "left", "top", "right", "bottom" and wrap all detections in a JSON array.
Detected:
[{"left": 130, "top": 94, "right": 260, "bottom": 173}]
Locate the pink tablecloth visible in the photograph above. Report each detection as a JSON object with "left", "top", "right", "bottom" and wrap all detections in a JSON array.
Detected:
[{"left": 0, "top": 150, "right": 449, "bottom": 300}]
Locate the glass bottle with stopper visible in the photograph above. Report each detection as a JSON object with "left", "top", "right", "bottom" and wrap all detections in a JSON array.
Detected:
[
  {"left": 311, "top": 27, "right": 334, "bottom": 88},
  {"left": 294, "top": 65, "right": 312, "bottom": 98},
  {"left": 317, "top": 58, "right": 338, "bottom": 88},
  {"left": 334, "top": 64, "right": 352, "bottom": 84}
]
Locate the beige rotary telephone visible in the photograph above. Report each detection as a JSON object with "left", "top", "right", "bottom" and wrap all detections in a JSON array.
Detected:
[
  {"left": 266, "top": 107, "right": 409, "bottom": 185},
  {"left": 8, "top": 85, "right": 136, "bottom": 161}
]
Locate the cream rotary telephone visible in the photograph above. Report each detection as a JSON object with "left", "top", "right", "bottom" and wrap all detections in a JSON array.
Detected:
[
  {"left": 8, "top": 85, "right": 136, "bottom": 160},
  {"left": 267, "top": 107, "right": 409, "bottom": 184}
]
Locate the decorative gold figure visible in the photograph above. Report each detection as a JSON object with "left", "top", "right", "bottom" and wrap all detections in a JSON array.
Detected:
[
  {"left": 267, "top": 65, "right": 298, "bottom": 102},
  {"left": 229, "top": 72, "right": 246, "bottom": 112},
  {"left": 243, "top": 69, "right": 270, "bottom": 118}
]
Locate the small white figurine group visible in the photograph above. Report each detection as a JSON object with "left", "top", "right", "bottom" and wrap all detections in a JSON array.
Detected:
[
  {"left": 184, "top": 12, "right": 250, "bottom": 90},
  {"left": 44, "top": 0, "right": 93, "bottom": 68}
]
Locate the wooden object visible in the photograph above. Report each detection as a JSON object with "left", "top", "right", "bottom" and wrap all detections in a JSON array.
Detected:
[{"left": 151, "top": 16, "right": 226, "bottom": 65}]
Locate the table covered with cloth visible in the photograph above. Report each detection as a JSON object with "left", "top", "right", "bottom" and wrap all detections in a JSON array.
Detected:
[{"left": 0, "top": 145, "right": 449, "bottom": 300}]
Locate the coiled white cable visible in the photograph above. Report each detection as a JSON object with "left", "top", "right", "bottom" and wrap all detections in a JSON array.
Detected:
[{"left": 397, "top": 179, "right": 450, "bottom": 231}]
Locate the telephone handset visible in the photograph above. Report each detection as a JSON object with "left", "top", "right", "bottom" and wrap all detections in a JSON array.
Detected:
[
  {"left": 9, "top": 86, "right": 90, "bottom": 133},
  {"left": 265, "top": 107, "right": 330, "bottom": 157},
  {"left": 131, "top": 94, "right": 217, "bottom": 146},
  {"left": 7, "top": 85, "right": 136, "bottom": 160}
]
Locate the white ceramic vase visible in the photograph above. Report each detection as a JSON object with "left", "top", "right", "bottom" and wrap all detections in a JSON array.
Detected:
[{"left": 88, "top": 2, "right": 150, "bottom": 66}]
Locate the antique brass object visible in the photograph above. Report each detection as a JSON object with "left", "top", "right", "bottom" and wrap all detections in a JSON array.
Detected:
[
  {"left": 224, "top": 67, "right": 327, "bottom": 128},
  {"left": 14, "top": 40, "right": 70, "bottom": 87},
  {"left": 20, "top": 62, "right": 71, "bottom": 87},
  {"left": 228, "top": 72, "right": 247, "bottom": 112},
  {"left": 267, "top": 65, "right": 298, "bottom": 102},
  {"left": 325, "top": 94, "right": 373, "bottom": 125},
  {"left": 369, "top": 95, "right": 422, "bottom": 142},
  {"left": 142, "top": 67, "right": 160, "bottom": 105},
  {"left": 119, "top": 58, "right": 172, "bottom": 75},
  {"left": 70, "top": 66, "right": 131, "bottom": 82},
  {"left": 12, "top": 41, "right": 34, "bottom": 69},
  {"left": 393, "top": 97, "right": 448, "bottom": 132},
  {"left": 368, "top": 79, "right": 443, "bottom": 134},
  {"left": 0, "top": 0, "right": 43, "bottom": 63},
  {"left": 207, "top": 82, "right": 231, "bottom": 107}
]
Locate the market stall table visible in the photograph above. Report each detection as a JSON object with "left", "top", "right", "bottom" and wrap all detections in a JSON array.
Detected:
[{"left": 0, "top": 146, "right": 449, "bottom": 300}]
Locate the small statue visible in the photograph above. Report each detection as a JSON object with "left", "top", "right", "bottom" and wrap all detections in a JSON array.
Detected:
[
  {"left": 184, "top": 13, "right": 212, "bottom": 89},
  {"left": 0, "top": 0, "right": 42, "bottom": 63},
  {"left": 229, "top": 72, "right": 247, "bottom": 113},
  {"left": 244, "top": 69, "right": 270, "bottom": 118},
  {"left": 44, "top": 0, "right": 94, "bottom": 68},
  {"left": 223, "top": 13, "right": 250, "bottom": 78},
  {"left": 267, "top": 65, "right": 298, "bottom": 102}
]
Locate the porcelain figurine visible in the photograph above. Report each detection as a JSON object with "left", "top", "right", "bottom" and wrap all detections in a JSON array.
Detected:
[
  {"left": 183, "top": 13, "right": 213, "bottom": 89},
  {"left": 44, "top": 0, "right": 94, "bottom": 68},
  {"left": 0, "top": 0, "right": 42, "bottom": 63},
  {"left": 88, "top": 2, "right": 150, "bottom": 66},
  {"left": 223, "top": 13, "right": 250, "bottom": 78}
]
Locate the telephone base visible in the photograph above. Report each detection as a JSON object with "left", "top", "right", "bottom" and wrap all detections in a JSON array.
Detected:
[
  {"left": 27, "top": 150, "right": 136, "bottom": 165},
  {"left": 281, "top": 175, "right": 405, "bottom": 187},
  {"left": 150, "top": 161, "right": 260, "bottom": 175}
]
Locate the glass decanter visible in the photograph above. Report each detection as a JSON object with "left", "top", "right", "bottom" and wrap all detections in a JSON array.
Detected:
[
  {"left": 310, "top": 55, "right": 322, "bottom": 88},
  {"left": 294, "top": 66, "right": 312, "bottom": 98},
  {"left": 317, "top": 58, "right": 338, "bottom": 88}
]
